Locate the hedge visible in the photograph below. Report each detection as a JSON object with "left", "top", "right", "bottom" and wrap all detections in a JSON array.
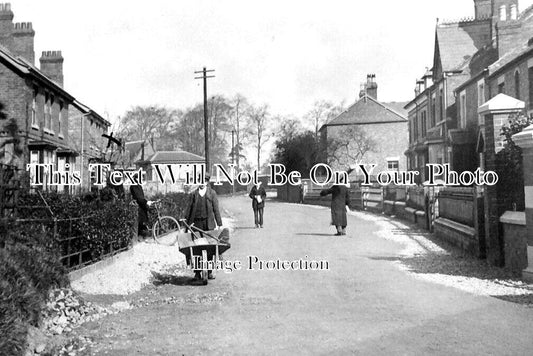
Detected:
[{"left": 0, "top": 188, "right": 135, "bottom": 355}]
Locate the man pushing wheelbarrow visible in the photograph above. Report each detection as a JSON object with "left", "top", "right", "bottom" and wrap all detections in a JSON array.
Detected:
[{"left": 185, "top": 173, "right": 225, "bottom": 282}]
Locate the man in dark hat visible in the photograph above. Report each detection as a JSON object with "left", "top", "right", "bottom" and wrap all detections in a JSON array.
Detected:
[
  {"left": 186, "top": 172, "right": 223, "bottom": 280},
  {"left": 130, "top": 171, "right": 150, "bottom": 238}
]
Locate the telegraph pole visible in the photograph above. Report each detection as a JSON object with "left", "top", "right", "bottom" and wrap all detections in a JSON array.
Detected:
[
  {"left": 231, "top": 129, "right": 235, "bottom": 196},
  {"left": 194, "top": 67, "right": 215, "bottom": 173}
]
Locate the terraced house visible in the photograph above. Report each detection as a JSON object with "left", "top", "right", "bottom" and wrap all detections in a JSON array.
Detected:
[
  {"left": 405, "top": 0, "right": 533, "bottom": 273},
  {"left": 405, "top": 0, "right": 529, "bottom": 181},
  {"left": 0, "top": 3, "right": 109, "bottom": 190}
]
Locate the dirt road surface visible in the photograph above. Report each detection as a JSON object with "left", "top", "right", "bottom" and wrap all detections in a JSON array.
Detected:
[{"left": 80, "top": 196, "right": 533, "bottom": 355}]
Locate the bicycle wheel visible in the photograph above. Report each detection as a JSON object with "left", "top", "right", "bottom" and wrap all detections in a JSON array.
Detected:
[{"left": 153, "top": 216, "right": 180, "bottom": 245}]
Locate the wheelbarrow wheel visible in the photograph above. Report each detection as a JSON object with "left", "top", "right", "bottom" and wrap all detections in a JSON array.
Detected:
[{"left": 201, "top": 249, "right": 209, "bottom": 284}]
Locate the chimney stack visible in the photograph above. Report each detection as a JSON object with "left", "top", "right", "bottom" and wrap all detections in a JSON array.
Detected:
[
  {"left": 0, "top": 3, "right": 14, "bottom": 49},
  {"left": 12, "top": 22, "right": 34, "bottom": 64},
  {"left": 39, "top": 50, "right": 64, "bottom": 87},
  {"left": 365, "top": 74, "right": 378, "bottom": 100}
]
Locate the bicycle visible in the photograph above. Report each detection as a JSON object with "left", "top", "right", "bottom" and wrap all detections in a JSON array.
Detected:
[{"left": 131, "top": 199, "right": 182, "bottom": 245}]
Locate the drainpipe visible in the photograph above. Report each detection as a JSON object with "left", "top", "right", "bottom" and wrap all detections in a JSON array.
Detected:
[{"left": 443, "top": 73, "right": 449, "bottom": 165}]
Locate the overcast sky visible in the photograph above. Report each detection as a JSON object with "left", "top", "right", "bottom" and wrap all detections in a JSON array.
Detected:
[{"left": 9, "top": 0, "right": 533, "bottom": 126}]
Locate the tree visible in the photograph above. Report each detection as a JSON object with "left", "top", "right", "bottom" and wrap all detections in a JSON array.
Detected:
[
  {"left": 0, "top": 102, "right": 22, "bottom": 166},
  {"left": 228, "top": 94, "right": 249, "bottom": 169},
  {"left": 177, "top": 104, "right": 205, "bottom": 156},
  {"left": 207, "top": 95, "right": 233, "bottom": 166},
  {"left": 327, "top": 125, "right": 377, "bottom": 167},
  {"left": 305, "top": 100, "right": 345, "bottom": 142},
  {"left": 495, "top": 112, "right": 533, "bottom": 212},
  {"left": 116, "top": 106, "right": 178, "bottom": 150},
  {"left": 271, "top": 118, "right": 319, "bottom": 178},
  {"left": 245, "top": 104, "right": 271, "bottom": 172}
]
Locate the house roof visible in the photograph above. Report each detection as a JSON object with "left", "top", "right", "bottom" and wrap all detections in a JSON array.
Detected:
[
  {"left": 125, "top": 140, "right": 147, "bottom": 157},
  {"left": 0, "top": 44, "right": 74, "bottom": 101},
  {"left": 71, "top": 100, "right": 111, "bottom": 127},
  {"left": 488, "top": 39, "right": 533, "bottom": 78},
  {"left": 323, "top": 95, "right": 407, "bottom": 128},
  {"left": 148, "top": 150, "right": 205, "bottom": 163},
  {"left": 435, "top": 20, "right": 490, "bottom": 72},
  {"left": 0, "top": 44, "right": 108, "bottom": 126}
]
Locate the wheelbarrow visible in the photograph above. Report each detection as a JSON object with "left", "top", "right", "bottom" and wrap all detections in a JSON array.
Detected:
[{"left": 176, "top": 219, "right": 231, "bottom": 285}]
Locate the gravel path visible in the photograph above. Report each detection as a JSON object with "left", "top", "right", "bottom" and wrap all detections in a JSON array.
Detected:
[{"left": 71, "top": 217, "right": 235, "bottom": 295}]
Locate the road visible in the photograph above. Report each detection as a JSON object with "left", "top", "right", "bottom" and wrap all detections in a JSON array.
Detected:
[{"left": 82, "top": 195, "right": 533, "bottom": 355}]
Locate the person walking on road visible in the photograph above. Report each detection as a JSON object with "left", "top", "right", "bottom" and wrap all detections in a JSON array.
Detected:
[
  {"left": 249, "top": 181, "right": 267, "bottom": 228},
  {"left": 320, "top": 183, "right": 351, "bottom": 236}
]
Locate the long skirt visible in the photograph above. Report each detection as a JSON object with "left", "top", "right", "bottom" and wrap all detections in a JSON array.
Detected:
[{"left": 331, "top": 208, "right": 347, "bottom": 227}]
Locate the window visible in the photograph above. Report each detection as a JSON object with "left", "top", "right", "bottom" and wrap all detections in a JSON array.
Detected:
[
  {"left": 514, "top": 70, "right": 520, "bottom": 100},
  {"left": 421, "top": 111, "right": 427, "bottom": 137},
  {"left": 529, "top": 66, "right": 533, "bottom": 109},
  {"left": 460, "top": 91, "right": 467, "bottom": 129},
  {"left": 500, "top": 5, "right": 507, "bottom": 21},
  {"left": 477, "top": 81, "right": 485, "bottom": 107},
  {"left": 387, "top": 160, "right": 399, "bottom": 171},
  {"left": 58, "top": 102, "right": 63, "bottom": 137},
  {"left": 50, "top": 96, "right": 54, "bottom": 131},
  {"left": 31, "top": 90, "right": 37, "bottom": 127},
  {"left": 439, "top": 88, "right": 444, "bottom": 122},
  {"left": 498, "top": 76, "right": 505, "bottom": 94},
  {"left": 431, "top": 94, "right": 436, "bottom": 127},
  {"left": 44, "top": 94, "right": 51, "bottom": 130},
  {"left": 414, "top": 116, "right": 419, "bottom": 140}
]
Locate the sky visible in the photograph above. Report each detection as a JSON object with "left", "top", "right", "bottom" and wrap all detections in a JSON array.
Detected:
[{"left": 8, "top": 0, "right": 533, "bottom": 128}]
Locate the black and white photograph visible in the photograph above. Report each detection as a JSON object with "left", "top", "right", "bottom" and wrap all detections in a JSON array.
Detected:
[{"left": 2, "top": 0, "right": 533, "bottom": 354}]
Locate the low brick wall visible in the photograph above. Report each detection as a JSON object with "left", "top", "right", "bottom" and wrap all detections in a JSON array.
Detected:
[
  {"left": 434, "top": 217, "right": 479, "bottom": 256},
  {"left": 393, "top": 201, "right": 407, "bottom": 219},
  {"left": 415, "top": 210, "right": 427, "bottom": 229},
  {"left": 500, "top": 211, "right": 528, "bottom": 274},
  {"left": 383, "top": 200, "right": 395, "bottom": 215},
  {"left": 404, "top": 207, "right": 417, "bottom": 224}
]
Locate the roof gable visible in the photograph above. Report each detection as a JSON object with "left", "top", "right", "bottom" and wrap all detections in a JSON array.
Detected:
[
  {"left": 325, "top": 95, "right": 407, "bottom": 127},
  {"left": 148, "top": 150, "right": 205, "bottom": 163},
  {"left": 434, "top": 20, "right": 491, "bottom": 73}
]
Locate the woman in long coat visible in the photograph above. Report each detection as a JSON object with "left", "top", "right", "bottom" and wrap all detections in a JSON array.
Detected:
[{"left": 320, "top": 184, "right": 350, "bottom": 235}]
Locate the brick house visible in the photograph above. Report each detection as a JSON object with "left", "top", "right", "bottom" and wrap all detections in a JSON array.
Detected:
[
  {"left": 404, "top": 0, "right": 533, "bottom": 181},
  {"left": 0, "top": 3, "right": 108, "bottom": 191},
  {"left": 320, "top": 75, "right": 408, "bottom": 179},
  {"left": 138, "top": 150, "right": 205, "bottom": 196},
  {"left": 68, "top": 100, "right": 111, "bottom": 191}
]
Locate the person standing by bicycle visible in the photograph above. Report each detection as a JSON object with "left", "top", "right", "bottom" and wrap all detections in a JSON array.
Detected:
[
  {"left": 186, "top": 172, "right": 223, "bottom": 280},
  {"left": 130, "top": 172, "right": 151, "bottom": 238}
]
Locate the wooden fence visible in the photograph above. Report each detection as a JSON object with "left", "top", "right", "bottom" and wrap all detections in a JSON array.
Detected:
[{"left": 16, "top": 211, "right": 132, "bottom": 271}]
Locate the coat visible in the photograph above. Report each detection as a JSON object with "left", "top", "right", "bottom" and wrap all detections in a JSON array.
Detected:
[
  {"left": 320, "top": 185, "right": 350, "bottom": 226},
  {"left": 130, "top": 184, "right": 149, "bottom": 225},
  {"left": 186, "top": 185, "right": 223, "bottom": 230},
  {"left": 249, "top": 185, "right": 267, "bottom": 209}
]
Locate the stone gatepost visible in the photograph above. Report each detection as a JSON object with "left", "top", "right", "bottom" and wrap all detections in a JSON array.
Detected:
[
  {"left": 512, "top": 124, "right": 533, "bottom": 280},
  {"left": 478, "top": 94, "right": 525, "bottom": 266}
]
